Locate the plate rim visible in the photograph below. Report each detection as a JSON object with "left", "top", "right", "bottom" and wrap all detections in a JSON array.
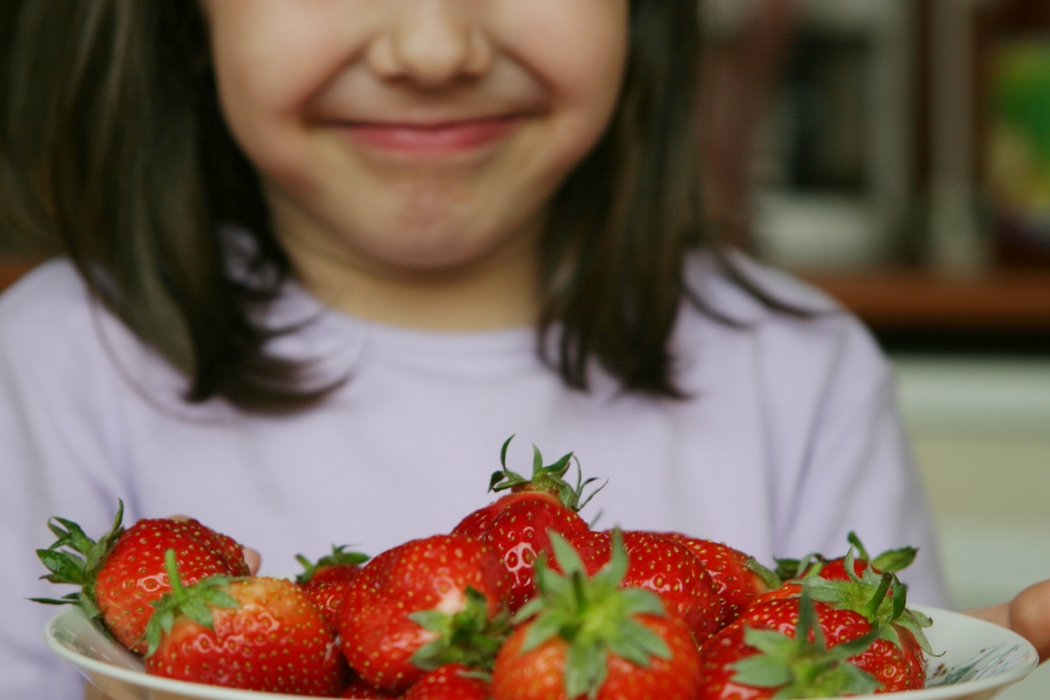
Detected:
[{"left": 44, "top": 604, "right": 1040, "bottom": 699}]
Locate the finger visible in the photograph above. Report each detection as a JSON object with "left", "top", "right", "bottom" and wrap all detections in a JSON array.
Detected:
[
  {"left": 1010, "top": 579, "right": 1050, "bottom": 663},
  {"left": 243, "top": 547, "right": 262, "bottom": 576}
]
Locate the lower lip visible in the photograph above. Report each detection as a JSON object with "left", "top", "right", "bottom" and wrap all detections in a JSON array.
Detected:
[{"left": 339, "top": 117, "right": 523, "bottom": 154}]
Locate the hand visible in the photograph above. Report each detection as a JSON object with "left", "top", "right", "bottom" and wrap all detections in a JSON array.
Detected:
[{"left": 967, "top": 579, "right": 1050, "bottom": 663}]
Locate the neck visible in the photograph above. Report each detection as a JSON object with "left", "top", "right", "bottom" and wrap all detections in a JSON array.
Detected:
[{"left": 268, "top": 196, "right": 544, "bottom": 333}]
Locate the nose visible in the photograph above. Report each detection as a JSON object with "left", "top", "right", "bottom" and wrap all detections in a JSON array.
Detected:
[{"left": 368, "top": 1, "right": 493, "bottom": 89}]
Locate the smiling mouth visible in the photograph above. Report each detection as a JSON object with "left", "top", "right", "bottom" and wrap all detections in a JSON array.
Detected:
[{"left": 336, "top": 115, "right": 525, "bottom": 154}]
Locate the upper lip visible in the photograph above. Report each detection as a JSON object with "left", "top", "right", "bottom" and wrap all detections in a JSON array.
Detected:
[{"left": 330, "top": 113, "right": 528, "bottom": 128}]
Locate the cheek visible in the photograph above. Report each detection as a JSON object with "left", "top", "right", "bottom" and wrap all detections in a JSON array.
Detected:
[
  {"left": 497, "top": 1, "right": 630, "bottom": 164},
  {"left": 205, "top": 4, "right": 359, "bottom": 181},
  {"left": 500, "top": 1, "right": 629, "bottom": 109}
]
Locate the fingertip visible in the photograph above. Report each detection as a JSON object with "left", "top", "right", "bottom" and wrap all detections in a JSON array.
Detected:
[{"left": 243, "top": 546, "right": 262, "bottom": 576}]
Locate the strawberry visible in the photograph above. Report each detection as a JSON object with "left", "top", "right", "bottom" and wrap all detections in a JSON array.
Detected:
[
  {"left": 658, "top": 533, "right": 780, "bottom": 626},
  {"left": 490, "top": 532, "right": 703, "bottom": 700},
  {"left": 402, "top": 664, "right": 491, "bottom": 700},
  {"left": 552, "top": 530, "right": 723, "bottom": 644},
  {"left": 774, "top": 531, "right": 918, "bottom": 583},
  {"left": 144, "top": 549, "right": 346, "bottom": 696},
  {"left": 452, "top": 437, "right": 601, "bottom": 613},
  {"left": 798, "top": 547, "right": 932, "bottom": 689},
  {"left": 698, "top": 590, "right": 887, "bottom": 699},
  {"left": 295, "top": 545, "right": 370, "bottom": 629},
  {"left": 338, "top": 534, "right": 512, "bottom": 694},
  {"left": 741, "top": 550, "right": 931, "bottom": 693},
  {"left": 33, "top": 502, "right": 249, "bottom": 653},
  {"left": 341, "top": 678, "right": 400, "bottom": 698}
]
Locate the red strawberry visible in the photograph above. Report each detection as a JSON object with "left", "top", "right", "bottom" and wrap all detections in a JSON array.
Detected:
[
  {"left": 144, "top": 550, "right": 346, "bottom": 696},
  {"left": 296, "top": 545, "right": 370, "bottom": 629},
  {"left": 33, "top": 502, "right": 249, "bottom": 653},
  {"left": 698, "top": 591, "right": 888, "bottom": 699},
  {"left": 341, "top": 678, "right": 400, "bottom": 698},
  {"left": 553, "top": 530, "right": 723, "bottom": 644},
  {"left": 658, "top": 533, "right": 780, "bottom": 626},
  {"left": 490, "top": 532, "right": 703, "bottom": 700},
  {"left": 338, "top": 534, "right": 512, "bottom": 694},
  {"left": 799, "top": 548, "right": 931, "bottom": 689},
  {"left": 402, "top": 664, "right": 491, "bottom": 700},
  {"left": 452, "top": 438, "right": 601, "bottom": 612}
]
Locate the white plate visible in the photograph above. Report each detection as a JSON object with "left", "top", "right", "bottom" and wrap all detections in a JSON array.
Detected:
[{"left": 45, "top": 605, "right": 1039, "bottom": 700}]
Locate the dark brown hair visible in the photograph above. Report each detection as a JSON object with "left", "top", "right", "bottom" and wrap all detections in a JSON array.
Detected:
[{"left": 0, "top": 0, "right": 771, "bottom": 412}]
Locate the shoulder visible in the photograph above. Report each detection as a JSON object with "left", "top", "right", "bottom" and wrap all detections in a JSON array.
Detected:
[
  {"left": 677, "top": 251, "right": 892, "bottom": 398},
  {"left": 0, "top": 258, "right": 97, "bottom": 344},
  {"left": 683, "top": 250, "right": 841, "bottom": 322},
  {"left": 0, "top": 258, "right": 103, "bottom": 359}
]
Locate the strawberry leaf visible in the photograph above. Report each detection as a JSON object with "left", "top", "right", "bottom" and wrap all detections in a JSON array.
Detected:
[
  {"left": 731, "top": 653, "right": 794, "bottom": 688},
  {"left": 847, "top": 532, "right": 871, "bottom": 562},
  {"left": 872, "top": 546, "right": 918, "bottom": 573},
  {"left": 618, "top": 588, "right": 666, "bottom": 618},
  {"left": 36, "top": 549, "right": 88, "bottom": 585},
  {"left": 33, "top": 501, "right": 126, "bottom": 624},
  {"left": 520, "top": 608, "right": 567, "bottom": 652},
  {"left": 618, "top": 618, "right": 671, "bottom": 661},
  {"left": 564, "top": 641, "right": 606, "bottom": 700},
  {"left": 548, "top": 531, "right": 589, "bottom": 580}
]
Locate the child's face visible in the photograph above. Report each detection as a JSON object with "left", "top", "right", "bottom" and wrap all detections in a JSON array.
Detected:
[{"left": 201, "top": 1, "right": 629, "bottom": 274}]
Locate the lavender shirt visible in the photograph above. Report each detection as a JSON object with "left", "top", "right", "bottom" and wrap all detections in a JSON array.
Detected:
[{"left": 0, "top": 255, "right": 946, "bottom": 699}]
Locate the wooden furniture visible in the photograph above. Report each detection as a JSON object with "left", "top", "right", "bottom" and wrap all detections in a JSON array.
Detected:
[
  {"left": 0, "top": 256, "right": 41, "bottom": 293},
  {"left": 803, "top": 269, "right": 1050, "bottom": 330}
]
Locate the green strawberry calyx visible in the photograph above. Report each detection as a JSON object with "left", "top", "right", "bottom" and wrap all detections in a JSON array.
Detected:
[
  {"left": 31, "top": 501, "right": 127, "bottom": 622},
  {"left": 488, "top": 435, "right": 605, "bottom": 512},
  {"left": 511, "top": 530, "right": 670, "bottom": 700},
  {"left": 409, "top": 587, "right": 510, "bottom": 673},
  {"left": 731, "top": 588, "right": 883, "bottom": 698},
  {"left": 848, "top": 531, "right": 918, "bottom": 574},
  {"left": 803, "top": 548, "right": 934, "bottom": 656},
  {"left": 294, "top": 545, "right": 370, "bottom": 585},
  {"left": 774, "top": 532, "right": 917, "bottom": 583},
  {"left": 144, "top": 548, "right": 242, "bottom": 657},
  {"left": 773, "top": 553, "right": 826, "bottom": 583},
  {"left": 745, "top": 557, "right": 785, "bottom": 592}
]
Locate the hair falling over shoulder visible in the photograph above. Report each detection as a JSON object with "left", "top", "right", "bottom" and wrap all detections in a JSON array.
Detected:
[{"left": 0, "top": 0, "right": 767, "bottom": 412}]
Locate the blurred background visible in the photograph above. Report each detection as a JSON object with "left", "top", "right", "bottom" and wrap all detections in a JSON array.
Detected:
[
  {"left": 1, "top": 0, "right": 1049, "bottom": 694},
  {"left": 702, "top": 2, "right": 1050, "bottom": 696}
]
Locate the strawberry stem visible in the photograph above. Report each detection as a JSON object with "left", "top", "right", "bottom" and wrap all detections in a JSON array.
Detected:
[
  {"left": 847, "top": 532, "right": 871, "bottom": 562},
  {"left": 164, "top": 549, "right": 187, "bottom": 600},
  {"left": 861, "top": 573, "right": 893, "bottom": 621}
]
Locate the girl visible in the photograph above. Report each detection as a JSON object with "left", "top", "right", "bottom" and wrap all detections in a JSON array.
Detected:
[{"left": 0, "top": 2, "right": 1046, "bottom": 699}]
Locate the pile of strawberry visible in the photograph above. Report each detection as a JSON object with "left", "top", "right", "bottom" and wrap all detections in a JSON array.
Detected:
[{"left": 35, "top": 439, "right": 933, "bottom": 699}]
